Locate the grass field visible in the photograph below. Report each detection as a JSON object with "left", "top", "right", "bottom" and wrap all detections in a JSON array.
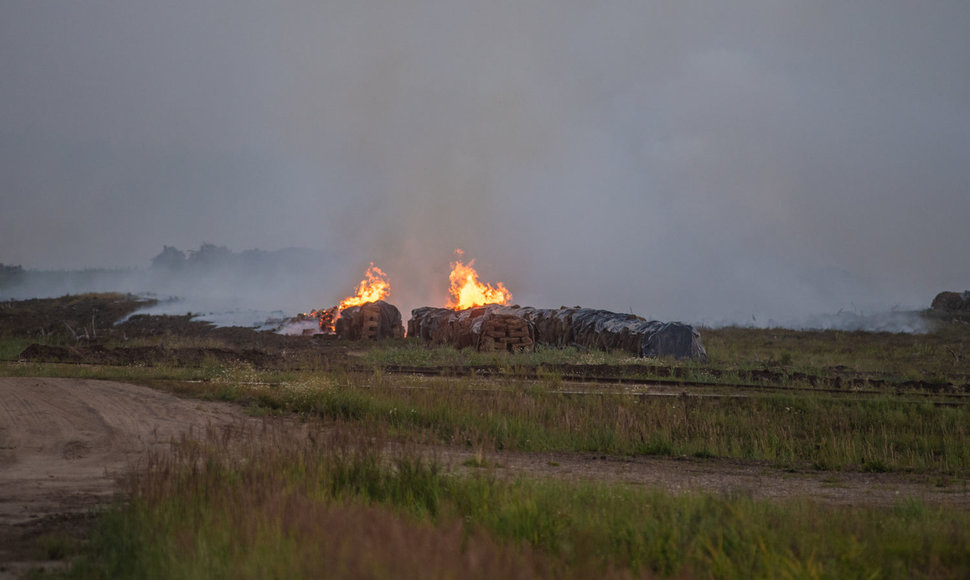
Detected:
[{"left": 4, "top": 295, "right": 970, "bottom": 578}]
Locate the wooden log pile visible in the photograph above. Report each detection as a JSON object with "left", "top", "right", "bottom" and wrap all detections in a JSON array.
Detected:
[
  {"left": 408, "top": 305, "right": 707, "bottom": 361},
  {"left": 335, "top": 300, "right": 404, "bottom": 340}
]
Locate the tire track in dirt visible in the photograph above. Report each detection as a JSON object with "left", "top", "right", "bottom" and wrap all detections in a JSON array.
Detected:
[{"left": 438, "top": 448, "right": 970, "bottom": 509}]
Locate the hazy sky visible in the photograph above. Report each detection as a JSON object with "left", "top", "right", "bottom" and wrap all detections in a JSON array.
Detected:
[{"left": 2, "top": 1, "right": 968, "bottom": 323}]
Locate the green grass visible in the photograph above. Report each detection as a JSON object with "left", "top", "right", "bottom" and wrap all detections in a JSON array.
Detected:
[
  {"left": 200, "top": 372, "right": 970, "bottom": 473},
  {"left": 0, "top": 357, "right": 296, "bottom": 385},
  {"left": 32, "top": 532, "right": 81, "bottom": 561},
  {"left": 57, "top": 426, "right": 970, "bottom": 579},
  {"left": 358, "top": 340, "right": 642, "bottom": 368},
  {"left": 0, "top": 337, "right": 32, "bottom": 360},
  {"left": 701, "top": 323, "right": 970, "bottom": 381},
  {"left": 360, "top": 319, "right": 970, "bottom": 388}
]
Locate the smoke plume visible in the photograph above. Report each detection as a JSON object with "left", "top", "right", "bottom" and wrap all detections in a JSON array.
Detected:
[{"left": 2, "top": 2, "right": 968, "bottom": 330}]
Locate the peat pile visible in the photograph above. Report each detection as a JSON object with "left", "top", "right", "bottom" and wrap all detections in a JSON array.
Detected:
[
  {"left": 931, "top": 291, "right": 970, "bottom": 312},
  {"left": 335, "top": 300, "right": 404, "bottom": 340},
  {"left": 408, "top": 305, "right": 707, "bottom": 361},
  {"left": 408, "top": 306, "right": 535, "bottom": 353},
  {"left": 520, "top": 306, "right": 707, "bottom": 361}
]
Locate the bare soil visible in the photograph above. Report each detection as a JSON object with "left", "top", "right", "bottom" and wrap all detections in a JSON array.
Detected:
[
  {"left": 448, "top": 449, "right": 970, "bottom": 508},
  {"left": 0, "top": 377, "right": 253, "bottom": 578},
  {"left": 2, "top": 377, "right": 969, "bottom": 577}
]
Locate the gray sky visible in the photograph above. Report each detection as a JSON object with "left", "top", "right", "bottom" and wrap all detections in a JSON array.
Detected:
[{"left": 2, "top": 1, "right": 968, "bottom": 324}]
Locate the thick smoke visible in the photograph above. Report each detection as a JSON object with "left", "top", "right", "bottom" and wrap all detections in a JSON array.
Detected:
[{"left": 1, "top": 2, "right": 968, "bottom": 330}]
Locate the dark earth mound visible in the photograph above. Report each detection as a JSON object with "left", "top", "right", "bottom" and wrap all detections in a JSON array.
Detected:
[
  {"left": 0, "top": 293, "right": 146, "bottom": 339},
  {"left": 2, "top": 294, "right": 350, "bottom": 369},
  {"left": 932, "top": 291, "right": 970, "bottom": 312}
]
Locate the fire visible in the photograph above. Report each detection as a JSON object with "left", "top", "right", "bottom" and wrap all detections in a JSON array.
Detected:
[
  {"left": 300, "top": 263, "right": 390, "bottom": 333},
  {"left": 338, "top": 263, "right": 390, "bottom": 310},
  {"left": 447, "top": 250, "right": 512, "bottom": 310}
]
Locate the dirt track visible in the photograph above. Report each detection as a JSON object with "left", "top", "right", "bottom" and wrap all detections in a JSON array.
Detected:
[
  {"left": 0, "top": 377, "right": 252, "bottom": 578},
  {"left": 1, "top": 377, "right": 969, "bottom": 577}
]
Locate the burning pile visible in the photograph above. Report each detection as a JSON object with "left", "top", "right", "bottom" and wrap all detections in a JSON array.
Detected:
[
  {"left": 336, "top": 300, "right": 404, "bottom": 340},
  {"left": 447, "top": 250, "right": 512, "bottom": 310},
  {"left": 406, "top": 252, "right": 707, "bottom": 360},
  {"left": 288, "top": 250, "right": 706, "bottom": 360},
  {"left": 295, "top": 264, "right": 403, "bottom": 339},
  {"left": 407, "top": 250, "right": 534, "bottom": 352}
]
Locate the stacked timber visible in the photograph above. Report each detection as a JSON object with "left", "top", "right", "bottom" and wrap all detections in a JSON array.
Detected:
[
  {"left": 407, "top": 305, "right": 707, "bottom": 361},
  {"left": 335, "top": 300, "right": 404, "bottom": 340},
  {"left": 477, "top": 311, "right": 535, "bottom": 352},
  {"left": 407, "top": 306, "right": 536, "bottom": 352}
]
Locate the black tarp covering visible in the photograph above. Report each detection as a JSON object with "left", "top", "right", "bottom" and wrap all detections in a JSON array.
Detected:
[{"left": 407, "top": 305, "right": 707, "bottom": 361}]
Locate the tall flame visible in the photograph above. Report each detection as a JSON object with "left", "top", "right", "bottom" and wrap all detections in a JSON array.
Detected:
[
  {"left": 447, "top": 250, "right": 512, "bottom": 310},
  {"left": 339, "top": 263, "right": 390, "bottom": 310}
]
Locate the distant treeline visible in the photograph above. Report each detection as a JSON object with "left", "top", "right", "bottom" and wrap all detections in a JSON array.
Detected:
[
  {"left": 0, "top": 244, "right": 332, "bottom": 305},
  {"left": 0, "top": 263, "right": 24, "bottom": 281},
  {"left": 149, "top": 243, "right": 323, "bottom": 274}
]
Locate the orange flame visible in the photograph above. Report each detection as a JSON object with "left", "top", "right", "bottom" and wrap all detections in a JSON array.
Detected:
[
  {"left": 296, "top": 263, "right": 391, "bottom": 334},
  {"left": 339, "top": 263, "right": 390, "bottom": 310},
  {"left": 447, "top": 250, "right": 512, "bottom": 310}
]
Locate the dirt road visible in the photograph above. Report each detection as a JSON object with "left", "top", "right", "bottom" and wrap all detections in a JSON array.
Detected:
[{"left": 455, "top": 449, "right": 970, "bottom": 507}]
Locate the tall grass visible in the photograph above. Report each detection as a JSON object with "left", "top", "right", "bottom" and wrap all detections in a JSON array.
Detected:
[
  {"left": 0, "top": 357, "right": 295, "bottom": 386},
  {"left": 62, "top": 424, "right": 970, "bottom": 579},
  {"left": 175, "top": 371, "right": 970, "bottom": 473}
]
